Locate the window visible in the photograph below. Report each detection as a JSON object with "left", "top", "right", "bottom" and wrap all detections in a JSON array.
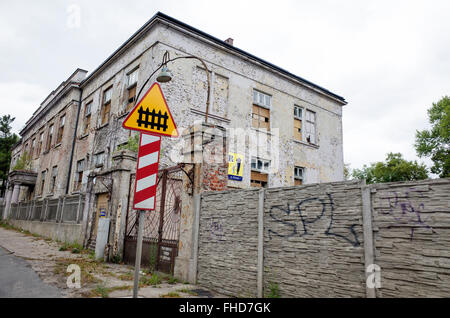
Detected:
[
  {"left": 46, "top": 124, "right": 54, "bottom": 151},
  {"left": 56, "top": 115, "right": 65, "bottom": 144},
  {"left": 252, "top": 90, "right": 271, "bottom": 131},
  {"left": 40, "top": 171, "right": 46, "bottom": 195},
  {"left": 126, "top": 68, "right": 139, "bottom": 111},
  {"left": 73, "top": 159, "right": 85, "bottom": 191},
  {"left": 50, "top": 166, "right": 57, "bottom": 193},
  {"left": 305, "top": 110, "right": 316, "bottom": 144},
  {"left": 101, "top": 87, "right": 112, "bottom": 125},
  {"left": 253, "top": 90, "right": 271, "bottom": 108},
  {"left": 94, "top": 152, "right": 105, "bottom": 167},
  {"left": 83, "top": 102, "right": 92, "bottom": 135},
  {"left": 294, "top": 105, "right": 303, "bottom": 141},
  {"left": 251, "top": 157, "right": 270, "bottom": 188},
  {"left": 294, "top": 166, "right": 304, "bottom": 186},
  {"left": 38, "top": 132, "right": 44, "bottom": 155},
  {"left": 31, "top": 138, "right": 36, "bottom": 158}
]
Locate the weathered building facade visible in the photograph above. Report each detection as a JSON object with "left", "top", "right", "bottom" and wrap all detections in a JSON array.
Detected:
[{"left": 3, "top": 12, "right": 347, "bottom": 274}]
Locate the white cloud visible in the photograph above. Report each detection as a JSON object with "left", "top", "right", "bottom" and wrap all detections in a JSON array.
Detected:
[
  {"left": 0, "top": 82, "right": 48, "bottom": 135},
  {"left": 0, "top": 0, "right": 448, "bottom": 174}
]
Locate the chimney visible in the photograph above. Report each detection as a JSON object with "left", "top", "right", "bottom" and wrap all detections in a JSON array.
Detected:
[{"left": 224, "top": 38, "right": 234, "bottom": 46}]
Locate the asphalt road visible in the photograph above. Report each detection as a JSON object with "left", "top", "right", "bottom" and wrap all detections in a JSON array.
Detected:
[{"left": 0, "top": 246, "right": 61, "bottom": 298}]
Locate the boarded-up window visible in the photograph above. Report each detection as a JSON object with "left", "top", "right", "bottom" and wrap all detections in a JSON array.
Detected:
[
  {"left": 251, "top": 171, "right": 268, "bottom": 188},
  {"left": 56, "top": 115, "right": 65, "bottom": 144},
  {"left": 251, "top": 157, "right": 270, "bottom": 188},
  {"left": 101, "top": 87, "right": 112, "bottom": 125},
  {"left": 252, "top": 105, "right": 270, "bottom": 130},
  {"left": 252, "top": 90, "right": 271, "bottom": 131}
]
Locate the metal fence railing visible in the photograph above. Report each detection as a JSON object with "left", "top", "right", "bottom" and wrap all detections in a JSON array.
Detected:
[{"left": 8, "top": 194, "right": 85, "bottom": 224}]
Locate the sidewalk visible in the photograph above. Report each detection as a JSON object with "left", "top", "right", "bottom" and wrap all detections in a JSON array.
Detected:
[{"left": 0, "top": 222, "right": 224, "bottom": 298}]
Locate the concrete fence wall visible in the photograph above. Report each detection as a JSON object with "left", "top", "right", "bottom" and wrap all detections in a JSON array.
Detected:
[
  {"left": 5, "top": 195, "right": 86, "bottom": 245},
  {"left": 196, "top": 178, "right": 450, "bottom": 297}
]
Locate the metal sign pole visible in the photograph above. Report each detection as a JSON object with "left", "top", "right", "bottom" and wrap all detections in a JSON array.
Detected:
[{"left": 133, "top": 210, "right": 145, "bottom": 298}]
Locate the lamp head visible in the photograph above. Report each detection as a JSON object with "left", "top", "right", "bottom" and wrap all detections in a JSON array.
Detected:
[{"left": 156, "top": 66, "right": 172, "bottom": 83}]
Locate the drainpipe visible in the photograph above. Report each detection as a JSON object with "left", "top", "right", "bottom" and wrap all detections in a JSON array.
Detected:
[{"left": 66, "top": 86, "right": 83, "bottom": 194}]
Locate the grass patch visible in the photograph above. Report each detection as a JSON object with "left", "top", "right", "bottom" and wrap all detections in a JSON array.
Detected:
[
  {"left": 266, "top": 282, "right": 281, "bottom": 298},
  {"left": 139, "top": 273, "right": 162, "bottom": 287},
  {"left": 90, "top": 285, "right": 109, "bottom": 298},
  {"left": 177, "top": 288, "right": 198, "bottom": 296},
  {"left": 118, "top": 272, "right": 134, "bottom": 281},
  {"left": 160, "top": 292, "right": 180, "bottom": 298},
  {"left": 58, "top": 242, "right": 85, "bottom": 254},
  {"left": 167, "top": 276, "right": 179, "bottom": 285},
  {"left": 53, "top": 258, "right": 103, "bottom": 285}
]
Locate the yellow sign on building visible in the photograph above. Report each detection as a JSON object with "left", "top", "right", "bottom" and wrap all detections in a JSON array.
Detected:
[
  {"left": 122, "top": 83, "right": 178, "bottom": 137},
  {"left": 228, "top": 153, "right": 244, "bottom": 181}
]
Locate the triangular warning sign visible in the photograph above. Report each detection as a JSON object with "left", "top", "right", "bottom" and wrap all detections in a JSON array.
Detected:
[{"left": 122, "top": 82, "right": 178, "bottom": 137}]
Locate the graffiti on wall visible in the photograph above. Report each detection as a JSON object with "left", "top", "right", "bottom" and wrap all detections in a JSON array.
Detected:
[
  {"left": 268, "top": 193, "right": 360, "bottom": 247},
  {"left": 382, "top": 189, "right": 436, "bottom": 240},
  {"left": 209, "top": 219, "right": 224, "bottom": 242}
]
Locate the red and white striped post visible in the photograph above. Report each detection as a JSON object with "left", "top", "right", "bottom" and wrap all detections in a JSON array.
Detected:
[
  {"left": 133, "top": 133, "right": 161, "bottom": 210},
  {"left": 132, "top": 133, "right": 161, "bottom": 298}
]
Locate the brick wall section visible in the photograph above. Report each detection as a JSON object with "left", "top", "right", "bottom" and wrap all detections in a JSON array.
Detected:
[
  {"left": 196, "top": 178, "right": 450, "bottom": 297},
  {"left": 197, "top": 189, "right": 260, "bottom": 297},
  {"left": 371, "top": 178, "right": 450, "bottom": 297},
  {"left": 263, "top": 181, "right": 366, "bottom": 297}
]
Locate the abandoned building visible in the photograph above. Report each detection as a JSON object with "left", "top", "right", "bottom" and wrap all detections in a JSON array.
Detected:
[{"left": 2, "top": 12, "right": 347, "bottom": 280}]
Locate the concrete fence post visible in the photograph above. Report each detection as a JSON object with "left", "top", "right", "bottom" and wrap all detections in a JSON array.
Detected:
[
  {"left": 361, "top": 183, "right": 376, "bottom": 298},
  {"left": 76, "top": 194, "right": 82, "bottom": 223},
  {"left": 190, "top": 194, "right": 201, "bottom": 284},
  {"left": 257, "top": 189, "right": 265, "bottom": 298}
]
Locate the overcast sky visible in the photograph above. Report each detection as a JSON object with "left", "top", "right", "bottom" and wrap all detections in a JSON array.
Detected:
[{"left": 1, "top": 0, "right": 449, "bottom": 173}]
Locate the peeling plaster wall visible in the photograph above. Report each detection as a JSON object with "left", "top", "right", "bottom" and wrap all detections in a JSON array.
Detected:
[
  {"left": 72, "top": 22, "right": 345, "bottom": 196},
  {"left": 16, "top": 87, "right": 81, "bottom": 201}
]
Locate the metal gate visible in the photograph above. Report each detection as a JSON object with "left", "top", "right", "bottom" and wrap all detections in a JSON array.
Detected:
[{"left": 123, "top": 165, "right": 185, "bottom": 274}]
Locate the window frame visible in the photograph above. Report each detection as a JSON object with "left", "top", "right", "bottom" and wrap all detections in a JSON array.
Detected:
[
  {"left": 94, "top": 152, "right": 105, "bottom": 167},
  {"left": 56, "top": 114, "right": 65, "bottom": 144},
  {"left": 50, "top": 166, "right": 57, "bottom": 193},
  {"left": 46, "top": 124, "right": 54, "bottom": 151},
  {"left": 294, "top": 166, "right": 304, "bottom": 183},
  {"left": 40, "top": 170, "right": 46, "bottom": 195},
  {"left": 73, "top": 159, "right": 85, "bottom": 191},
  {"left": 305, "top": 109, "right": 317, "bottom": 144},
  {"left": 101, "top": 87, "right": 112, "bottom": 125},
  {"left": 251, "top": 157, "right": 270, "bottom": 174},
  {"left": 83, "top": 102, "right": 92, "bottom": 135}
]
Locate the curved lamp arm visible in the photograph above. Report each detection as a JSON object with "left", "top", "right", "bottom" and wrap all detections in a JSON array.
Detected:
[{"left": 135, "top": 51, "right": 211, "bottom": 123}]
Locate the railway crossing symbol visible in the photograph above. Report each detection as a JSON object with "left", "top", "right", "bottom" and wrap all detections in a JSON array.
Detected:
[
  {"left": 123, "top": 82, "right": 178, "bottom": 137},
  {"left": 122, "top": 82, "right": 179, "bottom": 211}
]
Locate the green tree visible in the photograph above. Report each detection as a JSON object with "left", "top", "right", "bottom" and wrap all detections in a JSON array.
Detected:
[
  {"left": 415, "top": 96, "right": 450, "bottom": 178},
  {"left": 0, "top": 115, "right": 20, "bottom": 195},
  {"left": 352, "top": 153, "right": 428, "bottom": 184}
]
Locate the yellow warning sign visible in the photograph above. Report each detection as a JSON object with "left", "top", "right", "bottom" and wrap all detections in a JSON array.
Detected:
[{"left": 122, "top": 83, "right": 178, "bottom": 137}]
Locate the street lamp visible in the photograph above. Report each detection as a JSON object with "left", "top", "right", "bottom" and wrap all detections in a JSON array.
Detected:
[{"left": 136, "top": 50, "right": 211, "bottom": 123}]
